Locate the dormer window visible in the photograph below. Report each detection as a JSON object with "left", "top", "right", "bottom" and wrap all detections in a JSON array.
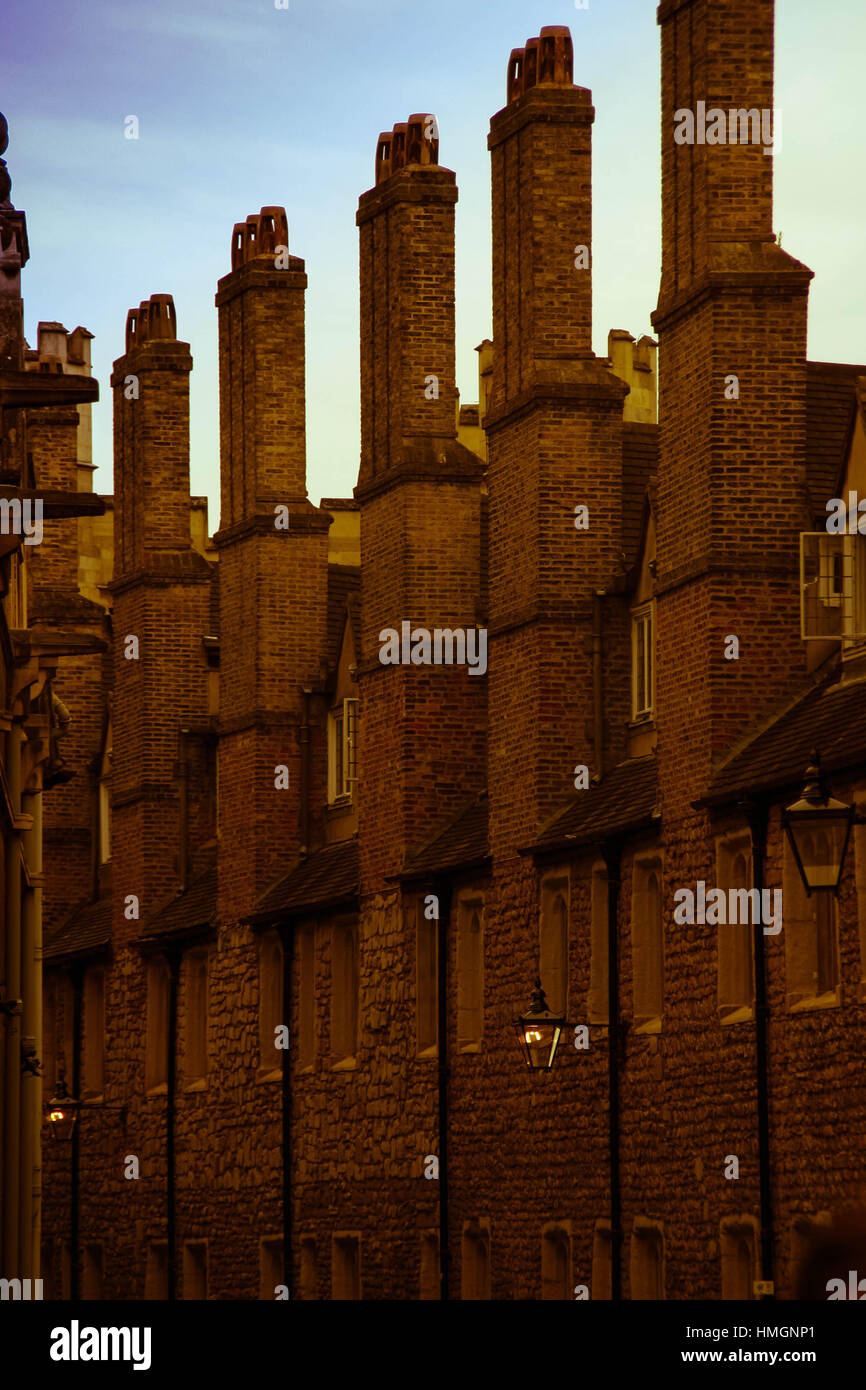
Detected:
[
  {"left": 631, "top": 601, "right": 655, "bottom": 721},
  {"left": 328, "top": 697, "right": 358, "bottom": 803},
  {"left": 800, "top": 532, "right": 866, "bottom": 646}
]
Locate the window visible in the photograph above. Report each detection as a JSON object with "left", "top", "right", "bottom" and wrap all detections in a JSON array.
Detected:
[
  {"left": 98, "top": 778, "right": 111, "bottom": 863},
  {"left": 145, "top": 1242, "right": 168, "bottom": 1300},
  {"left": 259, "top": 1238, "right": 284, "bottom": 1299},
  {"left": 416, "top": 900, "right": 438, "bottom": 1055},
  {"left": 331, "top": 923, "right": 358, "bottom": 1062},
  {"left": 630, "top": 1222, "right": 664, "bottom": 1299},
  {"left": 539, "top": 875, "right": 568, "bottom": 1016},
  {"left": 589, "top": 862, "right": 609, "bottom": 1023},
  {"left": 299, "top": 1238, "right": 317, "bottom": 1299},
  {"left": 82, "top": 1244, "right": 103, "bottom": 1300},
  {"left": 721, "top": 1220, "right": 757, "bottom": 1299},
  {"left": 592, "top": 1221, "right": 612, "bottom": 1300},
  {"left": 541, "top": 1224, "right": 571, "bottom": 1300},
  {"left": 420, "top": 1233, "right": 440, "bottom": 1300},
  {"left": 800, "top": 532, "right": 866, "bottom": 642},
  {"left": 332, "top": 1235, "right": 361, "bottom": 1300},
  {"left": 631, "top": 858, "right": 663, "bottom": 1027},
  {"left": 258, "top": 932, "right": 284, "bottom": 1072},
  {"left": 145, "top": 957, "right": 170, "bottom": 1092},
  {"left": 783, "top": 837, "right": 840, "bottom": 1006},
  {"left": 183, "top": 1242, "right": 207, "bottom": 1300},
  {"left": 183, "top": 951, "right": 208, "bottom": 1083},
  {"left": 717, "top": 835, "right": 755, "bottom": 1020},
  {"left": 461, "top": 1223, "right": 490, "bottom": 1300},
  {"left": 98, "top": 725, "right": 112, "bottom": 864},
  {"left": 457, "top": 898, "right": 484, "bottom": 1049},
  {"left": 83, "top": 968, "right": 105, "bottom": 1097},
  {"left": 41, "top": 1240, "right": 56, "bottom": 1301},
  {"left": 298, "top": 929, "right": 316, "bottom": 1069},
  {"left": 328, "top": 697, "right": 358, "bottom": 803},
  {"left": 631, "top": 602, "right": 655, "bottom": 720}
]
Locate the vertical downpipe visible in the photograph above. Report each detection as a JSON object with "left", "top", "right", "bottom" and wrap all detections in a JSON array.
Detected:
[
  {"left": 603, "top": 840, "right": 622, "bottom": 1300},
  {"left": 281, "top": 923, "right": 293, "bottom": 1293},
  {"left": 747, "top": 800, "right": 774, "bottom": 1296},
  {"left": 436, "top": 878, "right": 452, "bottom": 1300}
]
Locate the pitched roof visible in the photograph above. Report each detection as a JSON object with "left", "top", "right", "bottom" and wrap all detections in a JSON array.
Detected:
[
  {"left": 706, "top": 673, "right": 866, "bottom": 804},
  {"left": 622, "top": 422, "right": 658, "bottom": 567},
  {"left": 327, "top": 564, "right": 361, "bottom": 666},
  {"left": 531, "top": 756, "right": 660, "bottom": 853},
  {"left": 139, "top": 853, "right": 217, "bottom": 940},
  {"left": 805, "top": 361, "right": 866, "bottom": 522},
  {"left": 400, "top": 794, "right": 490, "bottom": 879},
  {"left": 44, "top": 896, "right": 112, "bottom": 960},
  {"left": 255, "top": 838, "right": 359, "bottom": 919}
]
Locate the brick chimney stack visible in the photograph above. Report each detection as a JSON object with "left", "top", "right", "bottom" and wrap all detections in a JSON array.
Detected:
[
  {"left": 215, "top": 210, "right": 330, "bottom": 922},
  {"left": 355, "top": 119, "right": 485, "bottom": 886},
  {"left": 652, "top": 0, "right": 814, "bottom": 812},
  {"left": 109, "top": 295, "right": 212, "bottom": 938},
  {"left": 486, "top": 26, "right": 628, "bottom": 855}
]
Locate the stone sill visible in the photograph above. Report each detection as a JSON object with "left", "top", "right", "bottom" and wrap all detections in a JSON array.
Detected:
[
  {"left": 145, "top": 1083, "right": 168, "bottom": 1098},
  {"left": 256, "top": 1067, "right": 282, "bottom": 1084},
  {"left": 719, "top": 1005, "right": 755, "bottom": 1026},
  {"left": 183, "top": 1077, "right": 208, "bottom": 1093},
  {"left": 416, "top": 1045, "right": 439, "bottom": 1061},
  {"left": 331, "top": 1057, "right": 357, "bottom": 1072},
  {"left": 788, "top": 989, "right": 840, "bottom": 1014},
  {"left": 458, "top": 1042, "right": 482, "bottom": 1054},
  {"left": 633, "top": 1016, "right": 662, "bottom": 1036}
]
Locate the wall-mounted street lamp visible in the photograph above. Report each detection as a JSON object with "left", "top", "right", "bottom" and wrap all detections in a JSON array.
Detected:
[
  {"left": 45, "top": 1073, "right": 79, "bottom": 1143},
  {"left": 514, "top": 978, "right": 565, "bottom": 1071},
  {"left": 782, "top": 752, "right": 854, "bottom": 895}
]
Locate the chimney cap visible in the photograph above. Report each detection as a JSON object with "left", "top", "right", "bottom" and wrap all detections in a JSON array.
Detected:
[
  {"left": 230, "top": 206, "right": 289, "bottom": 271},
  {"left": 375, "top": 116, "right": 440, "bottom": 185},
  {"left": 508, "top": 26, "right": 574, "bottom": 100}
]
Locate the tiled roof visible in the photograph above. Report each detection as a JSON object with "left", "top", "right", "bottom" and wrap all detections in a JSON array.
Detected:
[
  {"left": 255, "top": 838, "right": 359, "bottom": 919},
  {"left": 805, "top": 361, "right": 865, "bottom": 522},
  {"left": 531, "top": 756, "right": 660, "bottom": 852},
  {"left": 44, "top": 896, "right": 112, "bottom": 960},
  {"left": 707, "top": 673, "right": 866, "bottom": 804},
  {"left": 400, "top": 794, "right": 489, "bottom": 879},
  {"left": 140, "top": 854, "right": 217, "bottom": 940},
  {"left": 622, "top": 422, "right": 658, "bottom": 567}
]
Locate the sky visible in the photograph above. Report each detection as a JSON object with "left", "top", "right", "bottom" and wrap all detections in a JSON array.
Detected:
[{"left": 3, "top": 0, "right": 865, "bottom": 525}]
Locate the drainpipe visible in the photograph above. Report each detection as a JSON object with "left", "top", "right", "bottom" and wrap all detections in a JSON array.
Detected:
[
  {"left": 300, "top": 692, "right": 311, "bottom": 854},
  {"left": 435, "top": 877, "right": 453, "bottom": 1300},
  {"left": 592, "top": 592, "right": 605, "bottom": 777},
  {"left": 744, "top": 799, "right": 774, "bottom": 1297},
  {"left": 21, "top": 786, "right": 43, "bottom": 1282},
  {"left": 3, "top": 724, "right": 23, "bottom": 1280},
  {"left": 69, "top": 962, "right": 82, "bottom": 1300},
  {"left": 280, "top": 922, "right": 293, "bottom": 1291},
  {"left": 177, "top": 732, "right": 190, "bottom": 893},
  {"left": 602, "top": 839, "right": 622, "bottom": 1300},
  {"left": 166, "top": 948, "right": 179, "bottom": 1300}
]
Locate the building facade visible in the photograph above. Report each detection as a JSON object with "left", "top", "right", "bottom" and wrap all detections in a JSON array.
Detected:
[{"left": 15, "top": 2, "right": 866, "bottom": 1299}]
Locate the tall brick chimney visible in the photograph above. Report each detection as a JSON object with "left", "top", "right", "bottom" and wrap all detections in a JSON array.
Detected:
[
  {"left": 486, "top": 26, "right": 628, "bottom": 856},
  {"left": 109, "top": 295, "right": 212, "bottom": 939},
  {"left": 652, "top": 0, "right": 814, "bottom": 813},
  {"left": 354, "top": 119, "right": 486, "bottom": 888},
  {"left": 214, "top": 209, "right": 330, "bottom": 922}
]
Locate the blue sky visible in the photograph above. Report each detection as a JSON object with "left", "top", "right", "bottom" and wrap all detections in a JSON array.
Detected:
[{"left": 3, "top": 0, "right": 865, "bottom": 523}]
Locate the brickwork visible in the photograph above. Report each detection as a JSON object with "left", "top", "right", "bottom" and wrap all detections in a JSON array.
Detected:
[{"left": 31, "top": 5, "right": 866, "bottom": 1306}]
